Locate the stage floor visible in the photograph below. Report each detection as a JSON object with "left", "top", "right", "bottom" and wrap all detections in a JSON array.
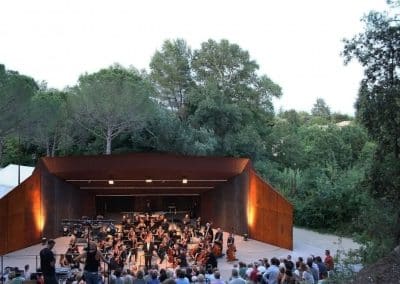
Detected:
[{"left": 1, "top": 227, "right": 359, "bottom": 280}]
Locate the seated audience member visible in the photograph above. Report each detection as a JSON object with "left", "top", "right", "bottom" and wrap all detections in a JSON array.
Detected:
[
  {"left": 263, "top": 258, "right": 280, "bottom": 284},
  {"left": 228, "top": 269, "right": 245, "bottom": 284},
  {"left": 300, "top": 263, "right": 314, "bottom": 284},
  {"left": 210, "top": 271, "right": 224, "bottom": 284}
]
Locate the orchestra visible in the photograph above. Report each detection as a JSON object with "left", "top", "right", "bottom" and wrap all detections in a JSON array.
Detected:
[{"left": 59, "top": 212, "right": 239, "bottom": 271}]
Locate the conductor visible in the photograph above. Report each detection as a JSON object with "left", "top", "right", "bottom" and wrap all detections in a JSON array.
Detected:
[{"left": 143, "top": 235, "right": 155, "bottom": 269}]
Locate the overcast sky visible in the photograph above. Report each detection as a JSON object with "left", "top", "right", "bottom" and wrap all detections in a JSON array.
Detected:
[{"left": 0, "top": 0, "right": 389, "bottom": 115}]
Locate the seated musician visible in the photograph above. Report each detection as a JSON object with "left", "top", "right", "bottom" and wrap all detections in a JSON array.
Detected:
[
  {"left": 188, "top": 242, "right": 200, "bottom": 260},
  {"left": 127, "top": 227, "right": 136, "bottom": 240},
  {"left": 149, "top": 219, "right": 157, "bottom": 233},
  {"left": 133, "top": 214, "right": 140, "bottom": 226},
  {"left": 124, "top": 218, "right": 133, "bottom": 230},
  {"left": 97, "top": 226, "right": 107, "bottom": 241},
  {"left": 169, "top": 228, "right": 178, "bottom": 241},
  {"left": 155, "top": 226, "right": 165, "bottom": 242},
  {"left": 196, "top": 217, "right": 201, "bottom": 229},
  {"left": 183, "top": 214, "right": 191, "bottom": 226},
  {"left": 180, "top": 230, "right": 190, "bottom": 249},
  {"left": 66, "top": 239, "right": 80, "bottom": 268},
  {"left": 157, "top": 239, "right": 168, "bottom": 264},
  {"left": 169, "top": 243, "right": 181, "bottom": 268},
  {"left": 138, "top": 227, "right": 147, "bottom": 243},
  {"left": 161, "top": 218, "right": 169, "bottom": 231},
  {"left": 137, "top": 219, "right": 146, "bottom": 230},
  {"left": 226, "top": 232, "right": 237, "bottom": 261},
  {"left": 177, "top": 249, "right": 188, "bottom": 267},
  {"left": 227, "top": 232, "right": 235, "bottom": 247},
  {"left": 205, "top": 246, "right": 218, "bottom": 269},
  {"left": 59, "top": 254, "right": 69, "bottom": 267},
  {"left": 193, "top": 241, "right": 205, "bottom": 263},
  {"left": 121, "top": 215, "right": 128, "bottom": 226},
  {"left": 194, "top": 217, "right": 202, "bottom": 237}
]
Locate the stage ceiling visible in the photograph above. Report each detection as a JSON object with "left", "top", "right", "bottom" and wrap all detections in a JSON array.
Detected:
[{"left": 41, "top": 153, "right": 250, "bottom": 195}]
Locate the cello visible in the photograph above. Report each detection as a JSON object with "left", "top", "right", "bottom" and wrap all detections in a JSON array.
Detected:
[
  {"left": 197, "top": 248, "right": 209, "bottom": 266},
  {"left": 226, "top": 244, "right": 237, "bottom": 261},
  {"left": 226, "top": 233, "right": 237, "bottom": 261},
  {"left": 212, "top": 242, "right": 222, "bottom": 258}
]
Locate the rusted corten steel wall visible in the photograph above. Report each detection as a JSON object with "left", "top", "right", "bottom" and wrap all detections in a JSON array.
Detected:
[
  {"left": 40, "top": 165, "right": 94, "bottom": 240},
  {"left": 247, "top": 168, "right": 293, "bottom": 250},
  {"left": 0, "top": 162, "right": 93, "bottom": 255},
  {"left": 200, "top": 172, "right": 249, "bottom": 235}
]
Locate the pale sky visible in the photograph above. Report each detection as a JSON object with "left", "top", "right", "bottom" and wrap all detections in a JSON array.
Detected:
[{"left": 0, "top": 0, "right": 389, "bottom": 115}]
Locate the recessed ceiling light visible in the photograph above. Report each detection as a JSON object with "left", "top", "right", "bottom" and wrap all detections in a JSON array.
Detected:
[
  {"left": 145, "top": 179, "right": 152, "bottom": 183},
  {"left": 108, "top": 180, "right": 114, "bottom": 185},
  {"left": 182, "top": 178, "right": 188, "bottom": 184}
]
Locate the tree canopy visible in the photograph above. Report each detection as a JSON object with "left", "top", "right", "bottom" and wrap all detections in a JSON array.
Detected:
[{"left": 68, "top": 65, "right": 154, "bottom": 154}]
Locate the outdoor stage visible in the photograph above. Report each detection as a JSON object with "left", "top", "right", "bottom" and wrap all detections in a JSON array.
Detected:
[{"left": 0, "top": 153, "right": 294, "bottom": 255}]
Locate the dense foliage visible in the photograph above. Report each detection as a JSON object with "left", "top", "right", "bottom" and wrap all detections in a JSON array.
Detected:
[
  {"left": 1, "top": 27, "right": 398, "bottom": 265},
  {"left": 342, "top": 5, "right": 400, "bottom": 263}
]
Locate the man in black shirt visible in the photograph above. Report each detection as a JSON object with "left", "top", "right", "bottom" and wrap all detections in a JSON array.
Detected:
[
  {"left": 74, "top": 241, "right": 109, "bottom": 284},
  {"left": 143, "top": 236, "right": 155, "bottom": 269},
  {"left": 39, "top": 239, "right": 57, "bottom": 284}
]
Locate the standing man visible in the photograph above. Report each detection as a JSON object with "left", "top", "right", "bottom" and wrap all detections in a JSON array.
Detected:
[
  {"left": 204, "top": 223, "right": 214, "bottom": 242},
  {"left": 39, "top": 239, "right": 57, "bottom": 284},
  {"left": 143, "top": 235, "right": 155, "bottom": 269},
  {"left": 214, "top": 228, "right": 223, "bottom": 249},
  {"left": 74, "top": 241, "right": 109, "bottom": 284},
  {"left": 324, "top": 249, "right": 334, "bottom": 276}
]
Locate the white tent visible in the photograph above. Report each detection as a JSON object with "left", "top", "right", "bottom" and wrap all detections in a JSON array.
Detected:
[{"left": 0, "top": 164, "right": 34, "bottom": 199}]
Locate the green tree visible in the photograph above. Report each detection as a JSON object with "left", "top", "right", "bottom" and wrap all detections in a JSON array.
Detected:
[
  {"left": 132, "top": 107, "right": 217, "bottom": 155},
  {"left": 150, "top": 39, "right": 194, "bottom": 119},
  {"left": 311, "top": 98, "right": 331, "bottom": 120},
  {"left": 269, "top": 118, "right": 304, "bottom": 169},
  {"left": 343, "top": 11, "right": 400, "bottom": 158},
  {"left": 68, "top": 65, "right": 154, "bottom": 154},
  {"left": 192, "top": 39, "right": 281, "bottom": 112},
  {"left": 188, "top": 39, "right": 281, "bottom": 158},
  {"left": 28, "top": 88, "right": 71, "bottom": 157},
  {"left": 0, "top": 64, "right": 38, "bottom": 164},
  {"left": 343, "top": 6, "right": 400, "bottom": 258}
]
